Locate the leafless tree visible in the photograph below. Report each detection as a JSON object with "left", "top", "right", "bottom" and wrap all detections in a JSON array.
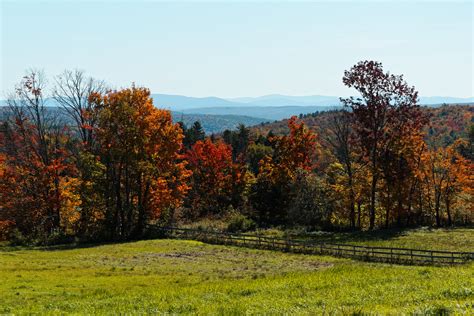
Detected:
[
  {"left": 53, "top": 69, "right": 107, "bottom": 145},
  {"left": 6, "top": 69, "right": 56, "bottom": 164}
]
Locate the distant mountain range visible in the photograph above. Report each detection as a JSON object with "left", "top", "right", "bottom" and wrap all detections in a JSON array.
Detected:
[
  {"left": 152, "top": 93, "right": 343, "bottom": 111},
  {"left": 152, "top": 93, "right": 474, "bottom": 110},
  {"left": 1, "top": 94, "right": 473, "bottom": 131},
  {"left": 153, "top": 93, "right": 474, "bottom": 121},
  {"left": 0, "top": 105, "right": 267, "bottom": 134}
]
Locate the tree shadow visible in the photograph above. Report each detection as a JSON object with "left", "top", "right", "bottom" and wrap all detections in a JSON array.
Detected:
[
  {"left": 291, "top": 227, "right": 416, "bottom": 244},
  {"left": 0, "top": 239, "right": 140, "bottom": 252}
]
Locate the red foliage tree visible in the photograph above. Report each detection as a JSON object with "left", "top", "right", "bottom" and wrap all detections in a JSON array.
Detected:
[
  {"left": 185, "top": 139, "right": 246, "bottom": 216},
  {"left": 341, "top": 61, "right": 427, "bottom": 229}
]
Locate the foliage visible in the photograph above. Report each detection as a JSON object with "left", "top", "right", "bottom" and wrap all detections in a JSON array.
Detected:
[
  {"left": 246, "top": 142, "right": 273, "bottom": 174},
  {"left": 0, "top": 71, "right": 78, "bottom": 239},
  {"left": 341, "top": 60, "right": 427, "bottom": 229},
  {"left": 251, "top": 66, "right": 473, "bottom": 230},
  {"left": 180, "top": 120, "right": 205, "bottom": 148},
  {"left": 222, "top": 124, "right": 250, "bottom": 160},
  {"left": 287, "top": 171, "right": 333, "bottom": 228},
  {"left": 90, "top": 86, "right": 190, "bottom": 239},
  {"left": 420, "top": 140, "right": 473, "bottom": 226},
  {"left": 0, "top": 220, "right": 15, "bottom": 241},
  {"left": 226, "top": 210, "right": 257, "bottom": 233},
  {"left": 185, "top": 139, "right": 246, "bottom": 217},
  {"left": 250, "top": 116, "right": 318, "bottom": 225},
  {"left": 1, "top": 63, "right": 472, "bottom": 243}
]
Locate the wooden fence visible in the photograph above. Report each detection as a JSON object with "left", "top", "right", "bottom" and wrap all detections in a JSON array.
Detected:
[{"left": 148, "top": 226, "right": 474, "bottom": 266}]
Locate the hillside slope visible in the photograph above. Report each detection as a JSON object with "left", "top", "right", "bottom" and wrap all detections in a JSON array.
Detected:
[{"left": 250, "top": 104, "right": 474, "bottom": 146}]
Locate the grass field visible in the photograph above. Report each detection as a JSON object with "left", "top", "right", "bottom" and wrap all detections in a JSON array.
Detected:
[
  {"left": 252, "top": 226, "right": 474, "bottom": 252},
  {"left": 1, "top": 228, "right": 473, "bottom": 314}
]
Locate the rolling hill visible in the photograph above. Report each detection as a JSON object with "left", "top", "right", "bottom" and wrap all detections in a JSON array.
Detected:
[
  {"left": 249, "top": 104, "right": 474, "bottom": 148},
  {"left": 0, "top": 106, "right": 267, "bottom": 134},
  {"left": 180, "top": 105, "right": 340, "bottom": 121}
]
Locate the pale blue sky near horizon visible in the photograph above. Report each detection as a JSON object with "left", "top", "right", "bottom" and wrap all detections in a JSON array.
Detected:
[{"left": 1, "top": 0, "right": 473, "bottom": 98}]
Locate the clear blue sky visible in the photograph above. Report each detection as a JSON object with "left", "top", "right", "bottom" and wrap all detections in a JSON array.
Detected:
[{"left": 1, "top": 1, "right": 473, "bottom": 98}]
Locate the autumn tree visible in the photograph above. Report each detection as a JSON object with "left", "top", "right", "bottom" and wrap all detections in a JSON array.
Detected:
[
  {"left": 89, "top": 86, "right": 189, "bottom": 239},
  {"left": 341, "top": 60, "right": 426, "bottom": 229},
  {"left": 0, "top": 70, "right": 77, "bottom": 237},
  {"left": 52, "top": 70, "right": 109, "bottom": 236},
  {"left": 185, "top": 139, "right": 246, "bottom": 217},
  {"left": 421, "top": 140, "right": 473, "bottom": 226},
  {"left": 323, "top": 109, "right": 362, "bottom": 228},
  {"left": 378, "top": 132, "right": 426, "bottom": 227},
  {"left": 247, "top": 142, "right": 273, "bottom": 175},
  {"left": 287, "top": 170, "right": 334, "bottom": 228},
  {"left": 251, "top": 116, "right": 317, "bottom": 224}
]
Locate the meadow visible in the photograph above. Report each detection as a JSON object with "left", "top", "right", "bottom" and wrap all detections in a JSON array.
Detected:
[
  {"left": 259, "top": 226, "right": 474, "bottom": 252},
  {"left": 1, "top": 228, "right": 473, "bottom": 314}
]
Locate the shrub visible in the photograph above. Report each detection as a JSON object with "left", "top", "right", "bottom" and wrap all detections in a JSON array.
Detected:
[
  {"left": 227, "top": 211, "right": 256, "bottom": 233},
  {"left": 0, "top": 220, "right": 16, "bottom": 241},
  {"left": 287, "top": 171, "right": 334, "bottom": 229}
]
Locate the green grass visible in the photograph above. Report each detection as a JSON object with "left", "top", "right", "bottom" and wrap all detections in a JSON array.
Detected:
[
  {"left": 1, "top": 237, "right": 473, "bottom": 314},
  {"left": 255, "top": 227, "right": 474, "bottom": 252}
]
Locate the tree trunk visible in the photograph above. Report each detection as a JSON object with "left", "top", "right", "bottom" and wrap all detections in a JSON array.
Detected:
[
  {"left": 396, "top": 194, "right": 403, "bottom": 227},
  {"left": 435, "top": 190, "right": 441, "bottom": 227},
  {"left": 346, "top": 164, "right": 356, "bottom": 229},
  {"left": 115, "top": 164, "right": 123, "bottom": 239},
  {"left": 446, "top": 195, "right": 452, "bottom": 226},
  {"left": 357, "top": 201, "right": 362, "bottom": 229},
  {"left": 350, "top": 201, "right": 356, "bottom": 229},
  {"left": 369, "top": 174, "right": 377, "bottom": 230}
]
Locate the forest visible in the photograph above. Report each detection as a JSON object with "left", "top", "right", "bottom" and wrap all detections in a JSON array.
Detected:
[{"left": 0, "top": 60, "right": 473, "bottom": 244}]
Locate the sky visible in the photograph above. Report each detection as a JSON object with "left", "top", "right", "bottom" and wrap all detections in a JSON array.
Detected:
[{"left": 1, "top": 0, "right": 473, "bottom": 98}]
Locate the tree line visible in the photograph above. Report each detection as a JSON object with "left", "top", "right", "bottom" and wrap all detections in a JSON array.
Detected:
[{"left": 0, "top": 61, "right": 472, "bottom": 243}]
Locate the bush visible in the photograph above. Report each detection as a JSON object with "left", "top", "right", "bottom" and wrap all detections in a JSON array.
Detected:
[
  {"left": 287, "top": 171, "right": 334, "bottom": 229},
  {"left": 227, "top": 211, "right": 256, "bottom": 233},
  {"left": 0, "top": 220, "right": 16, "bottom": 241},
  {"left": 8, "top": 228, "right": 30, "bottom": 246},
  {"left": 41, "top": 230, "right": 75, "bottom": 246}
]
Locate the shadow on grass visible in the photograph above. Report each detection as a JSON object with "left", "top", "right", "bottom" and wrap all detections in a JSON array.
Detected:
[
  {"left": 325, "top": 228, "right": 408, "bottom": 244},
  {"left": 292, "top": 225, "right": 474, "bottom": 246},
  {"left": 0, "top": 239, "right": 143, "bottom": 252},
  {"left": 2, "top": 226, "right": 472, "bottom": 252}
]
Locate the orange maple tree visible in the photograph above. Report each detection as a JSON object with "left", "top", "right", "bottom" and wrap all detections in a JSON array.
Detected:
[{"left": 90, "top": 86, "right": 190, "bottom": 238}]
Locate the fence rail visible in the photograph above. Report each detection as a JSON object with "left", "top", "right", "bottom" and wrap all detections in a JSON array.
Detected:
[{"left": 148, "top": 226, "right": 474, "bottom": 266}]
